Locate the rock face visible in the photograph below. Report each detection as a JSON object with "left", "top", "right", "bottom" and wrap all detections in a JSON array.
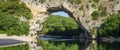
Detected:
[
  {"left": 20, "top": 0, "right": 120, "bottom": 50},
  {"left": 21, "top": 0, "right": 120, "bottom": 38}
]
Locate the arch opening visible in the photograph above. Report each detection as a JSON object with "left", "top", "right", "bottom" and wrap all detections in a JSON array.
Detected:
[
  {"left": 47, "top": 7, "right": 75, "bottom": 19},
  {"left": 42, "top": 7, "right": 90, "bottom": 38},
  {"left": 51, "top": 11, "right": 69, "bottom": 17},
  {"left": 39, "top": 10, "right": 84, "bottom": 36}
]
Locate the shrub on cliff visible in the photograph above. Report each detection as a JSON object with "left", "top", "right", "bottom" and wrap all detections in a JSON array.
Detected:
[
  {"left": 68, "top": 0, "right": 81, "bottom": 4},
  {"left": 98, "top": 13, "right": 120, "bottom": 37},
  {"left": 0, "top": 0, "right": 32, "bottom": 19},
  {"left": 0, "top": 13, "right": 29, "bottom": 36},
  {"left": 91, "top": 11, "right": 99, "bottom": 20},
  {"left": 93, "top": 0, "right": 99, "bottom": 3}
]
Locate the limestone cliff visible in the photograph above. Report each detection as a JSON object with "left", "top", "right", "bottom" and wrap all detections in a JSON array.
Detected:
[
  {"left": 19, "top": 0, "right": 120, "bottom": 50},
  {"left": 20, "top": 0, "right": 120, "bottom": 39}
]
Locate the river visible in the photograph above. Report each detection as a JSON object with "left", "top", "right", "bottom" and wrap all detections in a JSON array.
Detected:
[
  {"left": 38, "top": 36, "right": 120, "bottom": 50},
  {"left": 0, "top": 36, "right": 120, "bottom": 50}
]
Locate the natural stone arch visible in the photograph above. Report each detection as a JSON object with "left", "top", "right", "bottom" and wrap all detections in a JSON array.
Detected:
[
  {"left": 20, "top": 0, "right": 120, "bottom": 50},
  {"left": 21, "top": 0, "right": 91, "bottom": 38},
  {"left": 47, "top": 3, "right": 91, "bottom": 38},
  {"left": 20, "top": 0, "right": 120, "bottom": 39}
]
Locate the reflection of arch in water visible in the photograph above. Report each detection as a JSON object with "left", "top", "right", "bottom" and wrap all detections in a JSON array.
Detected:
[
  {"left": 85, "top": 40, "right": 97, "bottom": 50},
  {"left": 77, "top": 39, "right": 97, "bottom": 50},
  {"left": 37, "top": 38, "right": 92, "bottom": 50},
  {"left": 78, "top": 39, "right": 91, "bottom": 50}
]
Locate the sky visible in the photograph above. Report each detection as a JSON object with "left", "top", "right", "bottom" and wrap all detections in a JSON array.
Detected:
[{"left": 51, "top": 11, "right": 69, "bottom": 17}]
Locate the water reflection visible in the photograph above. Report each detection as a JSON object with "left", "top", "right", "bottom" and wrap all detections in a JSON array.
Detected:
[
  {"left": 39, "top": 36, "right": 93, "bottom": 50},
  {"left": 98, "top": 38, "right": 120, "bottom": 50},
  {"left": 0, "top": 36, "right": 120, "bottom": 50},
  {"left": 39, "top": 36, "right": 120, "bottom": 50}
]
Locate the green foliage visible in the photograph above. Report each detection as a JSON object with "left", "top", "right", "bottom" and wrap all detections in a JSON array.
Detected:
[
  {"left": 0, "top": 0, "right": 30, "bottom": 35},
  {"left": 39, "top": 15, "right": 83, "bottom": 36},
  {"left": 98, "top": 6, "right": 107, "bottom": 11},
  {"left": 91, "top": 11, "right": 99, "bottom": 20},
  {"left": 40, "top": 0, "right": 46, "bottom": 3},
  {"left": 93, "top": 0, "right": 99, "bottom": 3},
  {"left": 68, "top": 0, "right": 81, "bottom": 4},
  {"left": 91, "top": 6, "right": 107, "bottom": 20},
  {"left": 0, "top": 13, "right": 29, "bottom": 36},
  {"left": 100, "top": 10, "right": 107, "bottom": 17},
  {"left": 98, "top": 42, "right": 120, "bottom": 50},
  {"left": 109, "top": 0, "right": 113, "bottom": 1},
  {"left": 99, "top": 6, "right": 107, "bottom": 16},
  {"left": 0, "top": 13, "right": 18, "bottom": 31},
  {"left": 98, "top": 44, "right": 106, "bottom": 50},
  {"left": 79, "top": 5, "right": 84, "bottom": 10},
  {"left": 92, "top": 3, "right": 96, "bottom": 8},
  {"left": 73, "top": 0, "right": 81, "bottom": 4},
  {"left": 0, "top": 0, "right": 32, "bottom": 19},
  {"left": 98, "top": 13, "right": 120, "bottom": 37},
  {"left": 0, "top": 44, "right": 28, "bottom": 50},
  {"left": 38, "top": 40, "right": 79, "bottom": 50}
]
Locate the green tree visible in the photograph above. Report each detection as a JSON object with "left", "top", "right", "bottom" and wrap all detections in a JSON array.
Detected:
[
  {"left": 39, "top": 15, "right": 83, "bottom": 36},
  {"left": 0, "top": 13, "right": 29, "bottom": 36},
  {"left": 0, "top": 0, "right": 32, "bottom": 19},
  {"left": 38, "top": 40, "right": 79, "bottom": 50},
  {"left": 98, "top": 13, "right": 120, "bottom": 37}
]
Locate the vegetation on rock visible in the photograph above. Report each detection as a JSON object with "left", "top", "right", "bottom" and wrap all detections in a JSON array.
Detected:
[
  {"left": 98, "top": 13, "right": 120, "bottom": 37},
  {"left": 0, "top": 0, "right": 32, "bottom": 19},
  {"left": 0, "top": 0, "right": 30, "bottom": 36},
  {"left": 68, "top": 0, "right": 81, "bottom": 4},
  {"left": 99, "top": 6, "right": 107, "bottom": 16},
  {"left": 91, "top": 11, "right": 99, "bottom": 20},
  {"left": 93, "top": 0, "right": 99, "bottom": 3},
  {"left": 0, "top": 13, "right": 29, "bottom": 36}
]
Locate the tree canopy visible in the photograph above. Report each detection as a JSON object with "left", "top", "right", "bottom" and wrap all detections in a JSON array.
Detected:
[
  {"left": 39, "top": 15, "right": 83, "bottom": 36},
  {"left": 0, "top": 0, "right": 32, "bottom": 19},
  {"left": 98, "top": 13, "right": 120, "bottom": 37},
  {"left": 0, "top": 13, "right": 29, "bottom": 36}
]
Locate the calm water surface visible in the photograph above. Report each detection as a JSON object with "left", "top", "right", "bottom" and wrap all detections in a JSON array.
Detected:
[
  {"left": 0, "top": 36, "right": 119, "bottom": 50},
  {"left": 39, "top": 36, "right": 120, "bottom": 50}
]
